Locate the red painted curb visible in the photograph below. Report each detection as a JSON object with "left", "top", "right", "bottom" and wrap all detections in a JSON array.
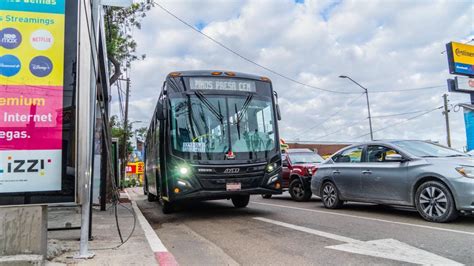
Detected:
[{"left": 155, "top": 251, "right": 179, "bottom": 266}]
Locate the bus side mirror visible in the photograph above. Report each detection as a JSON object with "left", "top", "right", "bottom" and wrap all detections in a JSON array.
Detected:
[
  {"left": 273, "top": 91, "right": 282, "bottom": 121},
  {"left": 156, "top": 102, "right": 166, "bottom": 120},
  {"left": 276, "top": 104, "right": 282, "bottom": 121}
]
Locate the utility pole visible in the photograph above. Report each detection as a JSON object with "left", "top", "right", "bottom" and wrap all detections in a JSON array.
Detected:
[
  {"left": 339, "top": 75, "right": 374, "bottom": 140},
  {"left": 121, "top": 78, "right": 130, "bottom": 186},
  {"left": 442, "top": 94, "right": 451, "bottom": 147}
]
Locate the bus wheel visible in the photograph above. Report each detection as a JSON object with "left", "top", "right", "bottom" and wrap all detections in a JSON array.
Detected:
[
  {"left": 147, "top": 192, "right": 156, "bottom": 202},
  {"left": 162, "top": 200, "right": 174, "bottom": 214},
  {"left": 232, "top": 195, "right": 250, "bottom": 208}
]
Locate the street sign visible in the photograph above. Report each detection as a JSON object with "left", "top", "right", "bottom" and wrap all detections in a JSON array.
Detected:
[
  {"left": 454, "top": 76, "right": 474, "bottom": 92},
  {"left": 137, "top": 162, "right": 144, "bottom": 174},
  {"left": 125, "top": 163, "right": 137, "bottom": 174},
  {"left": 446, "top": 42, "right": 474, "bottom": 76}
]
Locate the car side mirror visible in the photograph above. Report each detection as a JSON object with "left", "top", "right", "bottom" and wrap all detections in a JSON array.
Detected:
[{"left": 385, "top": 154, "right": 403, "bottom": 162}]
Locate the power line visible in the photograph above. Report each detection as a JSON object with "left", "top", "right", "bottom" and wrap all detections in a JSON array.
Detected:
[
  {"left": 353, "top": 106, "right": 443, "bottom": 139},
  {"left": 154, "top": 1, "right": 358, "bottom": 95},
  {"left": 371, "top": 108, "right": 439, "bottom": 118},
  {"left": 309, "top": 118, "right": 369, "bottom": 141},
  {"left": 369, "top": 85, "right": 444, "bottom": 93},
  {"left": 293, "top": 93, "right": 365, "bottom": 139},
  {"left": 154, "top": 1, "right": 446, "bottom": 95}
]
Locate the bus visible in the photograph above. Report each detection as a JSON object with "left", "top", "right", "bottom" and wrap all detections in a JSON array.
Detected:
[{"left": 144, "top": 70, "right": 283, "bottom": 213}]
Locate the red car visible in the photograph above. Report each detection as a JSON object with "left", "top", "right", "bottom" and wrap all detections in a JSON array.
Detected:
[{"left": 262, "top": 149, "right": 324, "bottom": 201}]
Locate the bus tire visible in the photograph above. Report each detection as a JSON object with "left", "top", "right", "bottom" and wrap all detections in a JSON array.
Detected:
[
  {"left": 232, "top": 195, "right": 250, "bottom": 208},
  {"left": 162, "top": 200, "right": 174, "bottom": 214},
  {"left": 147, "top": 192, "right": 156, "bottom": 202}
]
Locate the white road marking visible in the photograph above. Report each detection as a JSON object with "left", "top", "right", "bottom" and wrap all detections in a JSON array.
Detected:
[
  {"left": 254, "top": 217, "right": 361, "bottom": 244},
  {"left": 254, "top": 217, "right": 463, "bottom": 265},
  {"left": 251, "top": 201, "right": 474, "bottom": 236}
]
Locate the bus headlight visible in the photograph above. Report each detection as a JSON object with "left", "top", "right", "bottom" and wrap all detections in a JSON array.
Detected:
[
  {"left": 266, "top": 162, "right": 277, "bottom": 173},
  {"left": 176, "top": 164, "right": 191, "bottom": 177}
]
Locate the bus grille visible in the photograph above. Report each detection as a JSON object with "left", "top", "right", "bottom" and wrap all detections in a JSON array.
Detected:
[{"left": 192, "top": 163, "right": 266, "bottom": 190}]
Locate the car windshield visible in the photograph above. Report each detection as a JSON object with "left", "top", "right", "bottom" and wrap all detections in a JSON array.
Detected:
[
  {"left": 392, "top": 140, "right": 467, "bottom": 157},
  {"left": 170, "top": 95, "right": 276, "bottom": 160},
  {"left": 290, "top": 152, "right": 324, "bottom": 163}
]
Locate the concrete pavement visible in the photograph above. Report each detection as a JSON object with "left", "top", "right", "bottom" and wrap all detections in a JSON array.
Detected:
[
  {"left": 129, "top": 187, "right": 474, "bottom": 265},
  {"left": 46, "top": 200, "right": 157, "bottom": 265}
]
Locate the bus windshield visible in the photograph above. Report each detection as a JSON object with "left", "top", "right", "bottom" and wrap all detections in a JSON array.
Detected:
[{"left": 170, "top": 94, "right": 276, "bottom": 160}]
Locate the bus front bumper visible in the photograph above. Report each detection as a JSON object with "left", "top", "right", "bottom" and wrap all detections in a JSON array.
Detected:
[{"left": 170, "top": 187, "right": 282, "bottom": 202}]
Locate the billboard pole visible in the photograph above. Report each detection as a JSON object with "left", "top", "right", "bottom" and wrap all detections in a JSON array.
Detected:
[{"left": 75, "top": 0, "right": 99, "bottom": 259}]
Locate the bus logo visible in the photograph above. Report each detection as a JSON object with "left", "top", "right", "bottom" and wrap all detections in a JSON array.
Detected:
[
  {"left": 225, "top": 150, "right": 235, "bottom": 159},
  {"left": 223, "top": 168, "right": 240, "bottom": 174}
]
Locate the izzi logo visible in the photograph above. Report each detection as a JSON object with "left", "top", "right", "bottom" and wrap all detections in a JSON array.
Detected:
[{"left": 0, "top": 156, "right": 52, "bottom": 176}]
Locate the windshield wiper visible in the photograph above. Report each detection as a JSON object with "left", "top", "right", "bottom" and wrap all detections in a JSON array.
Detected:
[
  {"left": 234, "top": 94, "right": 253, "bottom": 139},
  {"left": 420, "top": 155, "right": 439, "bottom": 158},
  {"left": 194, "top": 91, "right": 224, "bottom": 123},
  {"left": 445, "top": 154, "right": 467, "bottom": 157}
]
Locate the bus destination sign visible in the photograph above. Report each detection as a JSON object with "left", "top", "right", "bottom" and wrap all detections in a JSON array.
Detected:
[{"left": 190, "top": 78, "right": 256, "bottom": 92}]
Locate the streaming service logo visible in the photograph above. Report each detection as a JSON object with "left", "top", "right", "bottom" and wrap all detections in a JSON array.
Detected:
[
  {"left": 0, "top": 55, "right": 21, "bottom": 77},
  {"left": 30, "top": 29, "right": 54, "bottom": 51},
  {"left": 29, "top": 56, "right": 53, "bottom": 77},
  {"left": 0, "top": 28, "right": 22, "bottom": 49}
]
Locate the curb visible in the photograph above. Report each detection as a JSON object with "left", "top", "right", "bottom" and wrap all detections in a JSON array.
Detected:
[{"left": 125, "top": 190, "right": 178, "bottom": 266}]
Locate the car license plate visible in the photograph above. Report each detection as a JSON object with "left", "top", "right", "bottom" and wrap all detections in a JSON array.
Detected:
[{"left": 226, "top": 182, "right": 241, "bottom": 191}]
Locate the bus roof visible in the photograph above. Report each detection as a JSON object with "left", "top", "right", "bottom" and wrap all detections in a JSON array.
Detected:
[{"left": 166, "top": 70, "right": 271, "bottom": 82}]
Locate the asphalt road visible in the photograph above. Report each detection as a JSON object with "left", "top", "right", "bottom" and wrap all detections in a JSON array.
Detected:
[{"left": 129, "top": 188, "right": 474, "bottom": 265}]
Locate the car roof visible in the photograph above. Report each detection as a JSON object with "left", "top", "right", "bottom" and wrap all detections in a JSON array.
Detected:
[{"left": 287, "top": 148, "right": 315, "bottom": 153}]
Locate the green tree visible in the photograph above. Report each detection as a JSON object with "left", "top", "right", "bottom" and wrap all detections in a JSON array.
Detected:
[
  {"left": 105, "top": 0, "right": 154, "bottom": 85},
  {"left": 110, "top": 115, "right": 133, "bottom": 158}
]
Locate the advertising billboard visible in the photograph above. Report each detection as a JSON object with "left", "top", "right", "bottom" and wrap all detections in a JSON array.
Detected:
[
  {"left": 446, "top": 42, "right": 474, "bottom": 76},
  {"left": 0, "top": 0, "right": 77, "bottom": 204},
  {"left": 454, "top": 76, "right": 474, "bottom": 92},
  {"left": 464, "top": 108, "right": 474, "bottom": 151}
]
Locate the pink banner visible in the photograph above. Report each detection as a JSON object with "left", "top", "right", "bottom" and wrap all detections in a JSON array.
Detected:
[{"left": 0, "top": 85, "right": 63, "bottom": 150}]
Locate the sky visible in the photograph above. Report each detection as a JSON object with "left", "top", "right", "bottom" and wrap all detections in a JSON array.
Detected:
[{"left": 111, "top": 0, "right": 474, "bottom": 150}]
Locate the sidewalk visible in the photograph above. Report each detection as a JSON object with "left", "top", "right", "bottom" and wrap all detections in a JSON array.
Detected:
[{"left": 46, "top": 194, "right": 157, "bottom": 265}]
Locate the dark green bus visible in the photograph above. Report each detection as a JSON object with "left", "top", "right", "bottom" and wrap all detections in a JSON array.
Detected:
[{"left": 144, "top": 70, "right": 282, "bottom": 213}]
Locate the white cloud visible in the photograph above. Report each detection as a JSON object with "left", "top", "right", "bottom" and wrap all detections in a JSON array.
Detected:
[{"left": 114, "top": 0, "right": 474, "bottom": 150}]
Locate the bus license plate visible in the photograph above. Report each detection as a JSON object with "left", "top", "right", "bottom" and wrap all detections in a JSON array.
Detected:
[{"left": 226, "top": 182, "right": 241, "bottom": 191}]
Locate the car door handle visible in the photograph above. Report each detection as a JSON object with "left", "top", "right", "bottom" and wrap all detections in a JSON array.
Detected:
[
  {"left": 362, "top": 170, "right": 372, "bottom": 174},
  {"left": 333, "top": 170, "right": 340, "bottom": 174}
]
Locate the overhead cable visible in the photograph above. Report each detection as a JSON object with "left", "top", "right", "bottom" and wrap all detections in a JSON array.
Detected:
[
  {"left": 154, "top": 1, "right": 445, "bottom": 95},
  {"left": 293, "top": 93, "right": 365, "bottom": 139},
  {"left": 353, "top": 106, "right": 443, "bottom": 139}
]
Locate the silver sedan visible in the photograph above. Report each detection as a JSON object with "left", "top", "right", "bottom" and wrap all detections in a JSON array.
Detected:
[{"left": 311, "top": 140, "right": 474, "bottom": 223}]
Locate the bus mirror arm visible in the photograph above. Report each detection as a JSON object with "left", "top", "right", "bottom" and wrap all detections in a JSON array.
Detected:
[
  {"left": 156, "top": 102, "right": 166, "bottom": 120},
  {"left": 276, "top": 104, "right": 282, "bottom": 121},
  {"left": 273, "top": 91, "right": 282, "bottom": 121}
]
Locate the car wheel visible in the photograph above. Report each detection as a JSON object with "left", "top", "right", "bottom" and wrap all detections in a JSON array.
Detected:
[
  {"left": 261, "top": 194, "right": 272, "bottom": 199},
  {"left": 321, "top": 182, "right": 343, "bottom": 209},
  {"left": 232, "top": 195, "right": 250, "bottom": 208},
  {"left": 415, "top": 181, "right": 458, "bottom": 223},
  {"left": 289, "top": 179, "right": 312, "bottom": 202}
]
